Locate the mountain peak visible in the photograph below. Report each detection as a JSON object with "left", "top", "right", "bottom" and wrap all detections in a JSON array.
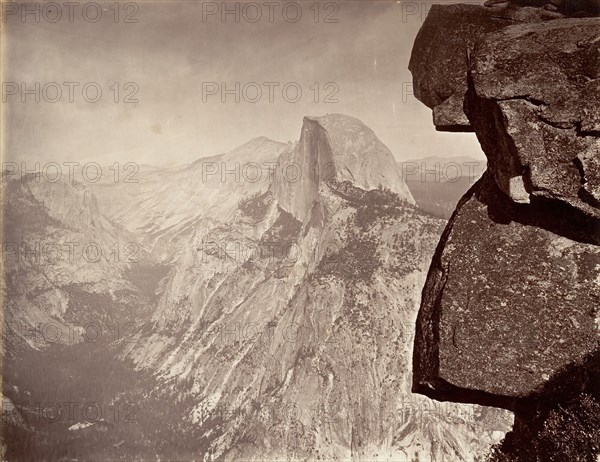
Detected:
[
  {"left": 233, "top": 135, "right": 285, "bottom": 152},
  {"left": 304, "top": 113, "right": 373, "bottom": 132},
  {"left": 222, "top": 135, "right": 289, "bottom": 164},
  {"left": 304, "top": 113, "right": 415, "bottom": 197},
  {"left": 243, "top": 135, "right": 276, "bottom": 146},
  {"left": 273, "top": 114, "right": 415, "bottom": 222}
]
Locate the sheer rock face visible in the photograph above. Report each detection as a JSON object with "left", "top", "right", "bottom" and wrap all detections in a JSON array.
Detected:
[
  {"left": 273, "top": 114, "right": 414, "bottom": 223},
  {"left": 467, "top": 18, "right": 600, "bottom": 217},
  {"left": 411, "top": 9, "right": 600, "bottom": 411},
  {"left": 413, "top": 173, "right": 600, "bottom": 408},
  {"left": 408, "top": 3, "right": 559, "bottom": 132}
]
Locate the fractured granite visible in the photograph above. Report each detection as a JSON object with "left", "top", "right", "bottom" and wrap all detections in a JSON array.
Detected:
[{"left": 410, "top": 9, "right": 600, "bottom": 412}]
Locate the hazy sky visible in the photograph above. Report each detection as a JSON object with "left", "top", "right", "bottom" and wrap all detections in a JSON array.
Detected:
[{"left": 2, "top": 0, "right": 486, "bottom": 166}]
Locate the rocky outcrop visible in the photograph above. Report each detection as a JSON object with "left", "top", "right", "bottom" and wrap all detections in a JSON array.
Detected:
[
  {"left": 273, "top": 114, "right": 414, "bottom": 222},
  {"left": 408, "top": 3, "right": 563, "bottom": 131},
  {"left": 410, "top": 2, "right": 600, "bottom": 458},
  {"left": 467, "top": 18, "right": 600, "bottom": 217},
  {"left": 409, "top": 0, "right": 600, "bottom": 132},
  {"left": 414, "top": 172, "right": 599, "bottom": 405},
  {"left": 508, "top": 0, "right": 600, "bottom": 16}
]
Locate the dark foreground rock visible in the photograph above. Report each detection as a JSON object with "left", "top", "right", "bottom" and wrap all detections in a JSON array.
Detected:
[
  {"left": 414, "top": 172, "right": 599, "bottom": 408},
  {"left": 467, "top": 18, "right": 600, "bottom": 218},
  {"left": 408, "top": 3, "right": 565, "bottom": 131},
  {"left": 410, "top": 3, "right": 600, "bottom": 460}
]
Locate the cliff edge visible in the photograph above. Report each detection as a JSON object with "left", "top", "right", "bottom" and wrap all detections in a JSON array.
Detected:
[
  {"left": 273, "top": 114, "right": 414, "bottom": 223},
  {"left": 410, "top": 2, "right": 600, "bottom": 460}
]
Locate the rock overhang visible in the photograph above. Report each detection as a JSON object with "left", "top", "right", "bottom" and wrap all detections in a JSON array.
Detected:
[{"left": 410, "top": 3, "right": 600, "bottom": 410}]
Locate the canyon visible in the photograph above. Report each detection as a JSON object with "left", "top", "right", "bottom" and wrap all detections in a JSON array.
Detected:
[{"left": 2, "top": 114, "right": 510, "bottom": 461}]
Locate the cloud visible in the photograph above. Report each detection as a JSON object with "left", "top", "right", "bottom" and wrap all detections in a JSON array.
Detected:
[{"left": 2, "top": 1, "right": 485, "bottom": 166}]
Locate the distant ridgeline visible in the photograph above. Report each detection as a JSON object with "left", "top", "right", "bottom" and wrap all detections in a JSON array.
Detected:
[
  {"left": 1, "top": 113, "right": 512, "bottom": 461},
  {"left": 400, "top": 157, "right": 487, "bottom": 219}
]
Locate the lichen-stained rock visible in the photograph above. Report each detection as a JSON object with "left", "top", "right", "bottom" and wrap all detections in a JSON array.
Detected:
[
  {"left": 410, "top": 1, "right": 600, "bottom": 456},
  {"left": 466, "top": 18, "right": 600, "bottom": 217},
  {"left": 413, "top": 172, "right": 600, "bottom": 409},
  {"left": 408, "top": 3, "right": 558, "bottom": 131},
  {"left": 578, "top": 146, "right": 600, "bottom": 204},
  {"left": 512, "top": 0, "right": 600, "bottom": 15}
]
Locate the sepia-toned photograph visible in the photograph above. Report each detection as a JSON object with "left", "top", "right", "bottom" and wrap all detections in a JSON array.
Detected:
[{"left": 1, "top": 0, "right": 598, "bottom": 460}]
